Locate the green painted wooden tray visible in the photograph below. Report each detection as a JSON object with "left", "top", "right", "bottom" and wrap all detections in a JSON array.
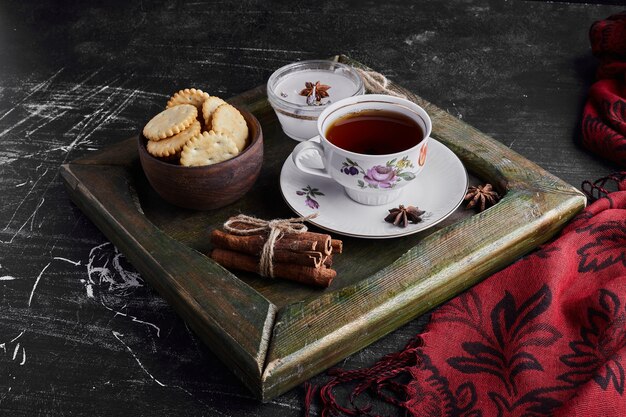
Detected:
[{"left": 60, "top": 55, "right": 586, "bottom": 401}]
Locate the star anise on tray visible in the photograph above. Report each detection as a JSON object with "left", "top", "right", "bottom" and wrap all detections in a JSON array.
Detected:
[
  {"left": 384, "top": 205, "right": 425, "bottom": 228},
  {"left": 464, "top": 183, "right": 501, "bottom": 212},
  {"left": 300, "top": 81, "right": 331, "bottom": 105}
]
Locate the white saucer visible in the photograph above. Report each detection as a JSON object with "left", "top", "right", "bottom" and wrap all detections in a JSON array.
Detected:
[{"left": 279, "top": 138, "right": 468, "bottom": 238}]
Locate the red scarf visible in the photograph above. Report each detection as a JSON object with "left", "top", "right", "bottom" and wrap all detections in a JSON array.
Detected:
[
  {"left": 582, "top": 12, "right": 626, "bottom": 168},
  {"left": 308, "top": 12, "right": 626, "bottom": 416},
  {"left": 308, "top": 175, "right": 626, "bottom": 417}
]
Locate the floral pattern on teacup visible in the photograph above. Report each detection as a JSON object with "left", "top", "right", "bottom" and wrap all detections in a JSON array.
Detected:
[
  {"left": 296, "top": 185, "right": 324, "bottom": 209},
  {"left": 340, "top": 156, "right": 416, "bottom": 189}
]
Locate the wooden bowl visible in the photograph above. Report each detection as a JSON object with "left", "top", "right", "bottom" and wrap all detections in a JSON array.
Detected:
[{"left": 137, "top": 107, "right": 263, "bottom": 210}]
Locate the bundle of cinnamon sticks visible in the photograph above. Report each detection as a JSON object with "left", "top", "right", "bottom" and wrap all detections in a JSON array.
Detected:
[{"left": 209, "top": 220, "right": 342, "bottom": 287}]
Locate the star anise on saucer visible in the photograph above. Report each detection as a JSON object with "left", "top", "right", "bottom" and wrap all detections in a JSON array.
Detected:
[
  {"left": 300, "top": 81, "right": 331, "bottom": 105},
  {"left": 464, "top": 183, "right": 500, "bottom": 212},
  {"left": 384, "top": 205, "right": 425, "bottom": 228}
]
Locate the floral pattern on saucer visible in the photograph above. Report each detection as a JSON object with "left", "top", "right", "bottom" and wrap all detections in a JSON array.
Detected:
[
  {"left": 340, "top": 156, "right": 416, "bottom": 189},
  {"left": 280, "top": 138, "right": 468, "bottom": 239},
  {"left": 296, "top": 185, "right": 324, "bottom": 209}
]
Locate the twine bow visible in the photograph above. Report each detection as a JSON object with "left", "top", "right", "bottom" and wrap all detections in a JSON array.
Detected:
[
  {"left": 223, "top": 213, "right": 318, "bottom": 277},
  {"left": 354, "top": 68, "right": 407, "bottom": 99}
]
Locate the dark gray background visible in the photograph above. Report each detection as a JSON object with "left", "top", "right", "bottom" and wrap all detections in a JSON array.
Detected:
[{"left": 0, "top": 1, "right": 623, "bottom": 415}]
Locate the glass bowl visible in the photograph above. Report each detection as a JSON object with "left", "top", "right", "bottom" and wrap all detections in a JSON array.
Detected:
[{"left": 267, "top": 60, "right": 364, "bottom": 141}]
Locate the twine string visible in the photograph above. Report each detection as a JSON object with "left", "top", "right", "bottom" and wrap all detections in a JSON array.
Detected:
[
  {"left": 223, "top": 213, "right": 318, "bottom": 277},
  {"left": 354, "top": 68, "right": 407, "bottom": 98}
]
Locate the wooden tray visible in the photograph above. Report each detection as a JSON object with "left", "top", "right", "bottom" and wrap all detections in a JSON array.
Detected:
[{"left": 60, "top": 55, "right": 585, "bottom": 401}]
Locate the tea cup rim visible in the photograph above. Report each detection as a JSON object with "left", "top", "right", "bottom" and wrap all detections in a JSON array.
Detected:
[{"left": 316, "top": 94, "right": 432, "bottom": 159}]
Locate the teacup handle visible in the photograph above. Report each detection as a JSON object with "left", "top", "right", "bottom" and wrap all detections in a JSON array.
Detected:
[{"left": 292, "top": 141, "right": 332, "bottom": 179}]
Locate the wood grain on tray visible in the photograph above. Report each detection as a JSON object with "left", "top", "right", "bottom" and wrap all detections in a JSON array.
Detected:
[{"left": 60, "top": 55, "right": 586, "bottom": 400}]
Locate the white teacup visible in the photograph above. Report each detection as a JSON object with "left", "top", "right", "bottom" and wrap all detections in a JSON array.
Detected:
[{"left": 291, "top": 94, "right": 432, "bottom": 205}]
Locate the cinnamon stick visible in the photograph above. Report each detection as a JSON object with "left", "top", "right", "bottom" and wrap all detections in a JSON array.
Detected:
[
  {"left": 211, "top": 229, "right": 323, "bottom": 268},
  {"left": 211, "top": 229, "right": 316, "bottom": 251},
  {"left": 210, "top": 248, "right": 336, "bottom": 287},
  {"left": 227, "top": 221, "right": 333, "bottom": 255},
  {"left": 331, "top": 239, "right": 343, "bottom": 254},
  {"left": 298, "top": 232, "right": 332, "bottom": 255}
]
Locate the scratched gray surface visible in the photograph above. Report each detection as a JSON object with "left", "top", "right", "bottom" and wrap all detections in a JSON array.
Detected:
[{"left": 0, "top": 1, "right": 623, "bottom": 415}]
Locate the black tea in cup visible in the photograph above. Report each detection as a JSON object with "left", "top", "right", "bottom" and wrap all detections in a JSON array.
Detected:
[{"left": 325, "top": 109, "right": 424, "bottom": 155}]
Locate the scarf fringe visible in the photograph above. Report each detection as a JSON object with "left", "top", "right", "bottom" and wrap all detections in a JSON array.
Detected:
[
  {"left": 306, "top": 337, "right": 423, "bottom": 417},
  {"left": 582, "top": 171, "right": 626, "bottom": 202}
]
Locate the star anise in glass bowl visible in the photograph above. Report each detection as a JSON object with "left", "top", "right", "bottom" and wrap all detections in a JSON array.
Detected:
[
  {"left": 464, "top": 183, "right": 501, "bottom": 212},
  {"left": 299, "top": 81, "right": 331, "bottom": 105}
]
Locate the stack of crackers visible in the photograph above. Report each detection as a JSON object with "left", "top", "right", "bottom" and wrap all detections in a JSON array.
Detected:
[{"left": 142, "top": 88, "right": 249, "bottom": 166}]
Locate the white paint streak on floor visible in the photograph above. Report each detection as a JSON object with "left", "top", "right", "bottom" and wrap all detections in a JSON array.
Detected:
[
  {"left": 28, "top": 261, "right": 51, "bottom": 307},
  {"left": 112, "top": 331, "right": 166, "bottom": 387}
]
